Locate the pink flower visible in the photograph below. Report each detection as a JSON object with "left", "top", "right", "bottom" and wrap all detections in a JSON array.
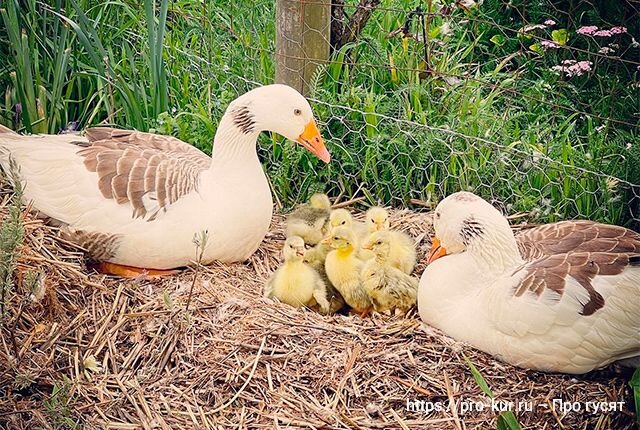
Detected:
[
  {"left": 593, "top": 30, "right": 613, "bottom": 37},
  {"left": 577, "top": 25, "right": 598, "bottom": 35},
  {"left": 541, "top": 40, "right": 560, "bottom": 49},
  {"left": 610, "top": 26, "right": 627, "bottom": 34},
  {"left": 544, "top": 19, "right": 556, "bottom": 26},
  {"left": 551, "top": 60, "right": 593, "bottom": 77}
]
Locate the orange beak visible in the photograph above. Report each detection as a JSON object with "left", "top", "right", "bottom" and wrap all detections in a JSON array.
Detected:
[
  {"left": 362, "top": 242, "right": 373, "bottom": 250},
  {"left": 296, "top": 119, "right": 330, "bottom": 163},
  {"left": 427, "top": 237, "right": 447, "bottom": 264}
]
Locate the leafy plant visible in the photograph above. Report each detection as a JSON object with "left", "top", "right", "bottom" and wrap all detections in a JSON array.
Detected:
[
  {"left": 42, "top": 376, "right": 80, "bottom": 430},
  {"left": 464, "top": 354, "right": 522, "bottom": 430},
  {"left": 630, "top": 368, "right": 640, "bottom": 424},
  {"left": 0, "top": 0, "right": 637, "bottom": 225},
  {"left": 0, "top": 165, "right": 24, "bottom": 320}
]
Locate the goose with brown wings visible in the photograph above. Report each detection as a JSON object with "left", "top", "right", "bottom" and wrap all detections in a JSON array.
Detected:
[
  {"left": 419, "top": 191, "right": 640, "bottom": 374},
  {"left": 0, "top": 85, "right": 330, "bottom": 276}
]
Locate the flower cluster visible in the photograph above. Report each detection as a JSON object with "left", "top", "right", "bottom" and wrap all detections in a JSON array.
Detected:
[
  {"left": 551, "top": 60, "right": 593, "bottom": 77},
  {"left": 540, "top": 40, "right": 560, "bottom": 49},
  {"left": 576, "top": 25, "right": 627, "bottom": 37},
  {"left": 576, "top": 26, "right": 598, "bottom": 35}
]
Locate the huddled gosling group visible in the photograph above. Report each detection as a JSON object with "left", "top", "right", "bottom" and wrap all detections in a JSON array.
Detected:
[{"left": 264, "top": 193, "right": 418, "bottom": 316}]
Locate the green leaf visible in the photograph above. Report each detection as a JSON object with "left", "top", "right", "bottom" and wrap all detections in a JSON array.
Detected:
[
  {"left": 551, "top": 29, "right": 568, "bottom": 45},
  {"left": 529, "top": 43, "right": 543, "bottom": 54},
  {"left": 463, "top": 353, "right": 494, "bottom": 398},
  {"left": 630, "top": 368, "right": 640, "bottom": 423},
  {"left": 490, "top": 34, "right": 505, "bottom": 46},
  {"left": 498, "top": 412, "right": 522, "bottom": 430}
]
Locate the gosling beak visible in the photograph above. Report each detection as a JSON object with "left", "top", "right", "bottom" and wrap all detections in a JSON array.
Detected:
[
  {"left": 375, "top": 224, "right": 384, "bottom": 232},
  {"left": 362, "top": 243, "right": 373, "bottom": 250},
  {"left": 320, "top": 237, "right": 331, "bottom": 245},
  {"left": 296, "top": 249, "right": 305, "bottom": 257},
  {"left": 427, "top": 237, "right": 447, "bottom": 264},
  {"left": 296, "top": 119, "right": 330, "bottom": 163}
]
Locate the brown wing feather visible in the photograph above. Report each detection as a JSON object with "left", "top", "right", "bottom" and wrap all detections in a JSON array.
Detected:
[
  {"left": 513, "top": 252, "right": 638, "bottom": 316},
  {"left": 78, "top": 127, "right": 211, "bottom": 219},
  {"left": 516, "top": 221, "right": 640, "bottom": 260}
]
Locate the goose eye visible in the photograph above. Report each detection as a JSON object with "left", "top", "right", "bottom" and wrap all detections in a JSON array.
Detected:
[{"left": 294, "top": 108, "right": 302, "bottom": 116}]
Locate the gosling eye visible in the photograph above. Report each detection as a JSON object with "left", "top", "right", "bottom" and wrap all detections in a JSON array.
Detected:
[
  {"left": 435, "top": 212, "right": 441, "bottom": 219},
  {"left": 370, "top": 219, "right": 375, "bottom": 223},
  {"left": 377, "top": 241, "right": 382, "bottom": 245},
  {"left": 334, "top": 237, "right": 339, "bottom": 241},
  {"left": 341, "top": 221, "right": 346, "bottom": 225},
  {"left": 294, "top": 108, "right": 302, "bottom": 116}
]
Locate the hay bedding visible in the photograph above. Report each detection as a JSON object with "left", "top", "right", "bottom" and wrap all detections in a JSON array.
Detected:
[{"left": 0, "top": 189, "right": 636, "bottom": 429}]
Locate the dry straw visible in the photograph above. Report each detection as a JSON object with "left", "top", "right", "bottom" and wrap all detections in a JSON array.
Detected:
[{"left": 0, "top": 185, "right": 635, "bottom": 429}]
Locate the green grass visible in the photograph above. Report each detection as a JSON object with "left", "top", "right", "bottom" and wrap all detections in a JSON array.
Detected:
[
  {"left": 0, "top": 166, "right": 24, "bottom": 320},
  {"left": 631, "top": 368, "right": 640, "bottom": 424},
  {"left": 463, "top": 354, "right": 522, "bottom": 430},
  {"left": 0, "top": 0, "right": 638, "bottom": 225},
  {"left": 38, "top": 376, "right": 80, "bottom": 430}
]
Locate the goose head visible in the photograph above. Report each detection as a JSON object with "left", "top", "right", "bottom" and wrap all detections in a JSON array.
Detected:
[
  {"left": 225, "top": 84, "right": 330, "bottom": 163},
  {"left": 362, "top": 231, "right": 392, "bottom": 257},
  {"left": 328, "top": 209, "right": 353, "bottom": 231},
  {"left": 321, "top": 226, "right": 357, "bottom": 251},
  {"left": 366, "top": 207, "right": 390, "bottom": 232},
  {"left": 283, "top": 236, "right": 306, "bottom": 262},
  {"left": 427, "top": 192, "right": 521, "bottom": 269},
  {"left": 309, "top": 193, "right": 331, "bottom": 211}
]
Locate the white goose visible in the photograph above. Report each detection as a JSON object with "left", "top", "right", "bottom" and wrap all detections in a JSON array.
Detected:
[
  {"left": 0, "top": 84, "right": 330, "bottom": 276},
  {"left": 418, "top": 191, "right": 640, "bottom": 374}
]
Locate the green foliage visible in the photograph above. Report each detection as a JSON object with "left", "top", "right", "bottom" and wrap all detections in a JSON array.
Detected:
[
  {"left": 630, "top": 368, "right": 640, "bottom": 423},
  {"left": 463, "top": 354, "right": 522, "bottom": 430},
  {"left": 1, "top": 0, "right": 72, "bottom": 133},
  {"left": 41, "top": 376, "right": 80, "bottom": 430},
  {"left": 0, "top": 168, "right": 24, "bottom": 319},
  {"left": 0, "top": 0, "right": 637, "bottom": 225}
]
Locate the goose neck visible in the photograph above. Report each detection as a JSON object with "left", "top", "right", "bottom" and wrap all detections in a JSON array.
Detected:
[{"left": 210, "top": 113, "right": 260, "bottom": 165}]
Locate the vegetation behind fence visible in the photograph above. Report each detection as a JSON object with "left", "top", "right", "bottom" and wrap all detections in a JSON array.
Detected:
[{"left": 0, "top": 0, "right": 638, "bottom": 225}]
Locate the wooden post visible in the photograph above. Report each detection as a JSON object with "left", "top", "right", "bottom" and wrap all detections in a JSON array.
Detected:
[{"left": 276, "top": 0, "right": 330, "bottom": 96}]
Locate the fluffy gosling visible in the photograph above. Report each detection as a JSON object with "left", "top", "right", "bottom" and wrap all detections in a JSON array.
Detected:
[
  {"left": 264, "top": 236, "right": 330, "bottom": 312},
  {"left": 361, "top": 231, "right": 418, "bottom": 313},
  {"left": 365, "top": 207, "right": 416, "bottom": 274}
]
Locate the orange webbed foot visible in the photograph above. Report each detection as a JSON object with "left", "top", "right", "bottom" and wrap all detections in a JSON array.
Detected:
[{"left": 96, "top": 262, "right": 181, "bottom": 279}]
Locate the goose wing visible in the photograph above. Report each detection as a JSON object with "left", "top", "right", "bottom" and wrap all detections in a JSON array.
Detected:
[
  {"left": 1, "top": 127, "right": 211, "bottom": 226},
  {"left": 516, "top": 220, "right": 640, "bottom": 260},
  {"left": 80, "top": 128, "right": 211, "bottom": 220}
]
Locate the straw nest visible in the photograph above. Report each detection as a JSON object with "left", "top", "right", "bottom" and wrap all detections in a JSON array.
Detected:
[{"left": 0, "top": 186, "right": 636, "bottom": 429}]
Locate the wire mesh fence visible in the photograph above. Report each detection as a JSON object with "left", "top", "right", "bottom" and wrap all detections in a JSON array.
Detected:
[
  {"left": 249, "top": 0, "right": 640, "bottom": 226},
  {"left": 1, "top": 0, "right": 639, "bottom": 226}
]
